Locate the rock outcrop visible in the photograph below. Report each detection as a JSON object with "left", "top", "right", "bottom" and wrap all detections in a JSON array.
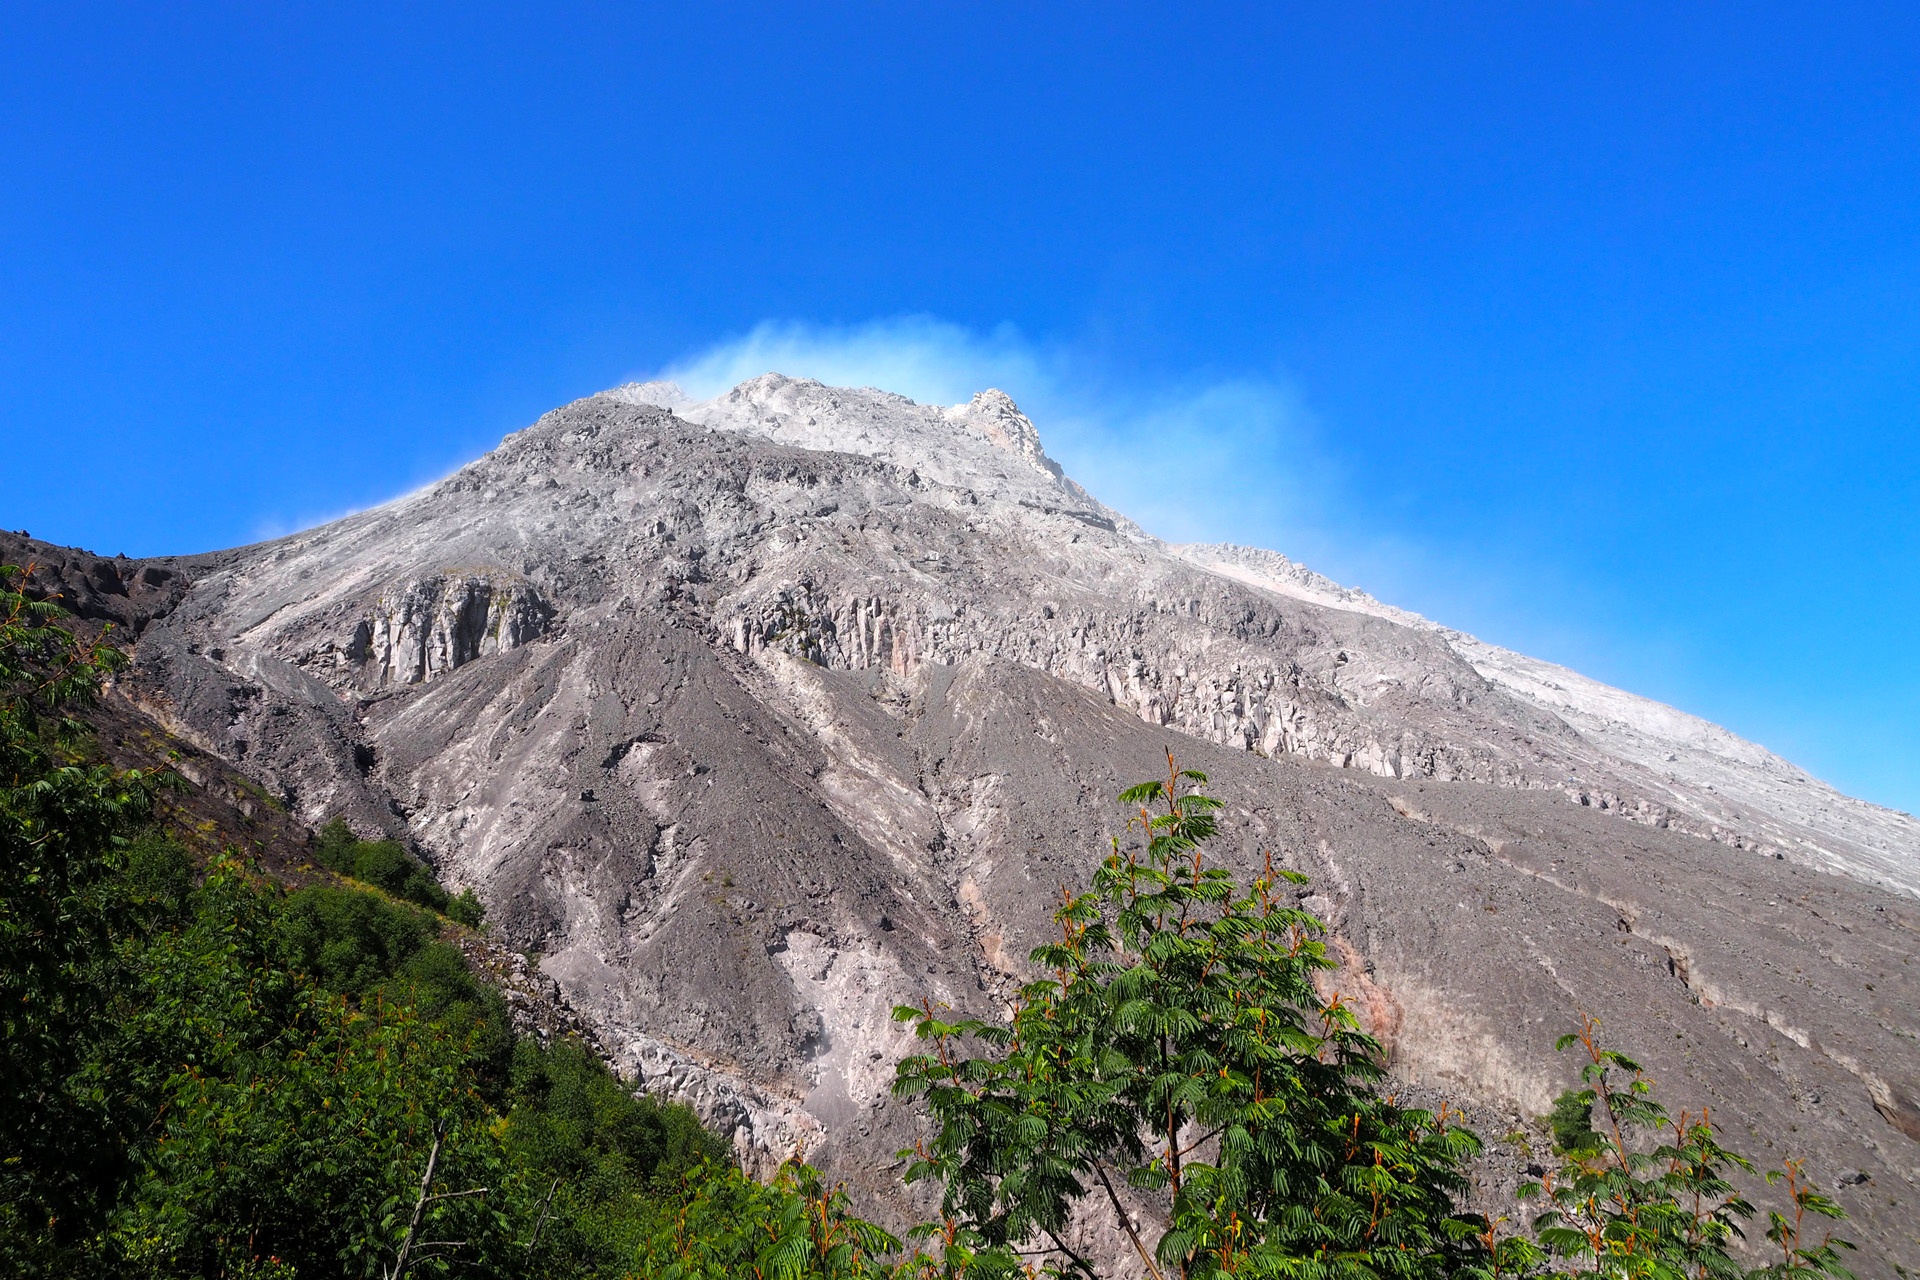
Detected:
[
  {"left": 328, "top": 573, "right": 552, "bottom": 689},
  {"left": 0, "top": 529, "right": 190, "bottom": 636}
]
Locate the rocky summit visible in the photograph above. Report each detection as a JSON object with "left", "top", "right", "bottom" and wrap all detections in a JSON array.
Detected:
[{"left": 55, "top": 374, "right": 1919, "bottom": 1268}]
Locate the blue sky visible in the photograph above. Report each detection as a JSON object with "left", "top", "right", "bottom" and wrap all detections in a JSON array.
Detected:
[{"left": 4, "top": 4, "right": 1918, "bottom": 813}]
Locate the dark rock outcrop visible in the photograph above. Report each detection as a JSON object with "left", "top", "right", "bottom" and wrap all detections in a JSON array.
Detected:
[{"left": 0, "top": 530, "right": 190, "bottom": 636}]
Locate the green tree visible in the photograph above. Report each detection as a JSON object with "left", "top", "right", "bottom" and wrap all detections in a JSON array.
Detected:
[
  {"left": 1521, "top": 1018, "right": 1855, "bottom": 1280},
  {"left": 892, "top": 753, "right": 1486, "bottom": 1280},
  {"left": 0, "top": 565, "right": 156, "bottom": 1262}
]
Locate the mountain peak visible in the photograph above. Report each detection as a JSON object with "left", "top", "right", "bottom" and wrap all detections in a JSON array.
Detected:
[
  {"left": 117, "top": 376, "right": 1920, "bottom": 1260},
  {"left": 594, "top": 373, "right": 1084, "bottom": 503},
  {"left": 601, "top": 378, "right": 691, "bottom": 409},
  {"left": 944, "top": 388, "right": 1055, "bottom": 473}
]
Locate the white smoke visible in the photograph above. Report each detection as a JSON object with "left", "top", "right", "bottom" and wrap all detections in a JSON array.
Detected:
[{"left": 639, "top": 315, "right": 1338, "bottom": 552}]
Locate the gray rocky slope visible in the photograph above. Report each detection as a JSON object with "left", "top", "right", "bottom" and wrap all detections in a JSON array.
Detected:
[{"left": 124, "top": 375, "right": 1917, "bottom": 1270}]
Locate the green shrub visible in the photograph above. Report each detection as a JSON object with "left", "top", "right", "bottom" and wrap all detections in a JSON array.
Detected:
[
  {"left": 0, "top": 567, "right": 154, "bottom": 1267},
  {"left": 508, "top": 1038, "right": 726, "bottom": 1191},
  {"left": 313, "top": 816, "right": 450, "bottom": 913},
  {"left": 447, "top": 887, "right": 486, "bottom": 928},
  {"left": 312, "top": 815, "right": 358, "bottom": 872},
  {"left": 1548, "top": 1086, "right": 1602, "bottom": 1155},
  {"left": 275, "top": 882, "right": 438, "bottom": 994},
  {"left": 103, "top": 860, "right": 513, "bottom": 1278}
]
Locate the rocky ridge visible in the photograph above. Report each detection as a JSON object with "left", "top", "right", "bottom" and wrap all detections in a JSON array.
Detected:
[{"left": 1180, "top": 542, "right": 1920, "bottom": 894}]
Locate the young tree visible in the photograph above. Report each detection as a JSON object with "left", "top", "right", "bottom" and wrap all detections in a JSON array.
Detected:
[
  {"left": 1522, "top": 1018, "right": 1855, "bottom": 1280},
  {"left": 892, "top": 753, "right": 1487, "bottom": 1279}
]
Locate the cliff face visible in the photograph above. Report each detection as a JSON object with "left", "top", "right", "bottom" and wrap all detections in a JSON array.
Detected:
[
  {"left": 111, "top": 376, "right": 1920, "bottom": 1271},
  {"left": 337, "top": 573, "right": 552, "bottom": 689}
]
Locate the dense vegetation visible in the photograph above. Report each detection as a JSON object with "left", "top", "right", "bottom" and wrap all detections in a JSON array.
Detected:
[
  {"left": 312, "top": 817, "right": 485, "bottom": 928},
  {"left": 0, "top": 569, "right": 882, "bottom": 1279},
  {"left": 0, "top": 565, "right": 1859, "bottom": 1278}
]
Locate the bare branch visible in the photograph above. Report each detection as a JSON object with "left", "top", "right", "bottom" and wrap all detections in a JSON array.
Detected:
[
  {"left": 527, "top": 1176, "right": 562, "bottom": 1252},
  {"left": 1094, "top": 1160, "right": 1167, "bottom": 1280},
  {"left": 1040, "top": 1226, "right": 1101, "bottom": 1278},
  {"left": 1176, "top": 1123, "right": 1227, "bottom": 1160},
  {"left": 385, "top": 1125, "right": 481, "bottom": 1279},
  {"left": 385, "top": 1125, "right": 445, "bottom": 1280}
]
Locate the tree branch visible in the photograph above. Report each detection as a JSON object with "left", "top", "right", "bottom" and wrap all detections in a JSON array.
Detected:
[
  {"left": 384, "top": 1124, "right": 445, "bottom": 1280},
  {"left": 1041, "top": 1225, "right": 1101, "bottom": 1278},
  {"left": 1094, "top": 1160, "right": 1168, "bottom": 1280},
  {"left": 527, "top": 1176, "right": 561, "bottom": 1252},
  {"left": 1176, "top": 1123, "right": 1227, "bottom": 1160}
]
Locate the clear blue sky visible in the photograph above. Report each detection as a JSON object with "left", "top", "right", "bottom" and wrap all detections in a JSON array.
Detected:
[{"left": 4, "top": 4, "right": 1917, "bottom": 813}]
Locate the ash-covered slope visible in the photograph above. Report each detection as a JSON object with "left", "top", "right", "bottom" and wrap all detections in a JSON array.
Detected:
[
  {"left": 125, "top": 376, "right": 1919, "bottom": 1272},
  {"left": 1179, "top": 543, "right": 1920, "bottom": 896}
]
